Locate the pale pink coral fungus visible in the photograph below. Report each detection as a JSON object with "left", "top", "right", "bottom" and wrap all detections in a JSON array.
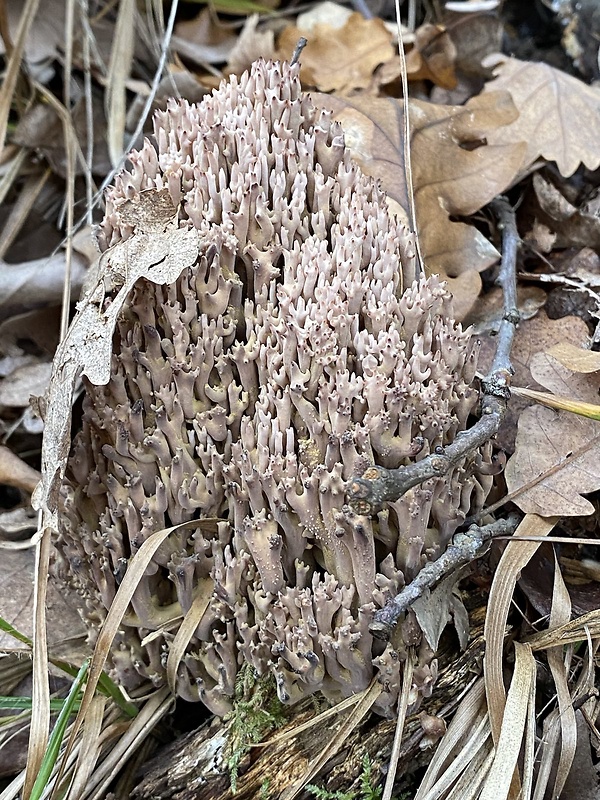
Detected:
[{"left": 56, "top": 59, "right": 493, "bottom": 717}]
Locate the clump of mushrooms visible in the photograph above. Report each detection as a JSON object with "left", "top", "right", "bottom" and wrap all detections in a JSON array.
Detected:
[{"left": 54, "top": 59, "right": 493, "bottom": 717}]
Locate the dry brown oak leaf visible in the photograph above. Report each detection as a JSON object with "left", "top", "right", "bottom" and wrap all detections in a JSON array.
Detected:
[
  {"left": 483, "top": 55, "right": 600, "bottom": 177},
  {"left": 405, "top": 23, "right": 458, "bottom": 89},
  {"left": 278, "top": 12, "right": 394, "bottom": 92},
  {"left": 315, "top": 90, "right": 525, "bottom": 307},
  {"left": 506, "top": 352, "right": 600, "bottom": 517},
  {"left": 477, "top": 311, "right": 589, "bottom": 452}
]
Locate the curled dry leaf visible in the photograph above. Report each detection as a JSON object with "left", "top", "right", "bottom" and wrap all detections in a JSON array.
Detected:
[
  {"left": 0, "top": 361, "right": 52, "bottom": 408},
  {"left": 173, "top": 8, "right": 238, "bottom": 66},
  {"left": 278, "top": 12, "right": 394, "bottom": 92},
  {"left": 405, "top": 24, "right": 458, "bottom": 89},
  {"left": 316, "top": 91, "right": 525, "bottom": 281},
  {"left": 506, "top": 353, "right": 600, "bottom": 516},
  {"left": 226, "top": 15, "right": 276, "bottom": 75},
  {"left": 532, "top": 172, "right": 600, "bottom": 250},
  {"left": 33, "top": 188, "right": 199, "bottom": 517},
  {"left": 0, "top": 252, "right": 89, "bottom": 319},
  {"left": 483, "top": 55, "right": 600, "bottom": 177}
]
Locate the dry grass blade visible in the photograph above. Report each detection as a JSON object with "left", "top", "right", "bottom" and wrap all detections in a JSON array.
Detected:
[
  {"left": 532, "top": 708, "right": 561, "bottom": 800},
  {"left": 254, "top": 692, "right": 365, "bottom": 748},
  {"left": 526, "top": 609, "right": 600, "bottom": 650},
  {"left": 0, "top": 0, "right": 42, "bottom": 159},
  {"left": 382, "top": 653, "right": 413, "bottom": 800},
  {"left": 0, "top": 149, "right": 27, "bottom": 207},
  {"left": 484, "top": 514, "right": 558, "bottom": 744},
  {"left": 166, "top": 578, "right": 213, "bottom": 694},
  {"left": 0, "top": 168, "right": 51, "bottom": 258},
  {"left": 0, "top": 770, "right": 25, "bottom": 800},
  {"left": 106, "top": 0, "right": 136, "bottom": 167},
  {"left": 545, "top": 553, "right": 577, "bottom": 800},
  {"left": 445, "top": 748, "right": 494, "bottom": 800},
  {"left": 479, "top": 642, "right": 536, "bottom": 800},
  {"left": 49, "top": 519, "right": 207, "bottom": 795},
  {"left": 82, "top": 687, "right": 172, "bottom": 800},
  {"left": 280, "top": 678, "right": 382, "bottom": 800},
  {"left": 415, "top": 679, "right": 486, "bottom": 799},
  {"left": 65, "top": 695, "right": 106, "bottom": 800},
  {"left": 23, "top": 524, "right": 52, "bottom": 800},
  {"left": 521, "top": 655, "right": 537, "bottom": 800},
  {"left": 394, "top": 0, "right": 422, "bottom": 275}
]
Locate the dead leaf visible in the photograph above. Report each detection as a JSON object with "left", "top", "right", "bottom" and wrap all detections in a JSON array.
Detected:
[
  {"left": 405, "top": 24, "right": 458, "bottom": 89},
  {"left": 0, "top": 445, "right": 40, "bottom": 494},
  {"left": 0, "top": 252, "right": 89, "bottom": 319},
  {"left": 530, "top": 351, "right": 600, "bottom": 402},
  {"left": 13, "top": 93, "right": 112, "bottom": 177},
  {"left": 445, "top": 11, "right": 503, "bottom": 77},
  {"left": 278, "top": 13, "right": 394, "bottom": 92},
  {"left": 523, "top": 219, "right": 556, "bottom": 254},
  {"left": 506, "top": 351, "right": 600, "bottom": 516},
  {"left": 478, "top": 311, "right": 589, "bottom": 451},
  {"left": 0, "top": 549, "right": 85, "bottom": 649},
  {"left": 506, "top": 403, "right": 600, "bottom": 516},
  {"left": 0, "top": 0, "right": 78, "bottom": 65},
  {"left": 0, "top": 506, "right": 37, "bottom": 539},
  {"left": 173, "top": 8, "right": 238, "bottom": 66},
  {"left": 292, "top": 1, "right": 353, "bottom": 32},
  {"left": 463, "top": 285, "right": 547, "bottom": 335},
  {"left": 34, "top": 189, "right": 199, "bottom": 516},
  {"left": 444, "top": 271, "right": 482, "bottom": 323},
  {"left": 412, "top": 569, "right": 470, "bottom": 651},
  {"left": 0, "top": 361, "right": 52, "bottom": 407},
  {"left": 532, "top": 172, "right": 600, "bottom": 250},
  {"left": 315, "top": 91, "right": 525, "bottom": 277},
  {"left": 546, "top": 342, "right": 600, "bottom": 374},
  {"left": 226, "top": 15, "right": 276, "bottom": 75},
  {"left": 482, "top": 55, "right": 600, "bottom": 177}
]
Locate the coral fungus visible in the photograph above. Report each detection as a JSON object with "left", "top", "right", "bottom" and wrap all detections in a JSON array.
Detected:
[{"left": 55, "top": 59, "right": 493, "bottom": 717}]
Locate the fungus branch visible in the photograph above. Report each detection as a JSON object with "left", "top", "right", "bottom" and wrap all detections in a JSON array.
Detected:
[
  {"left": 348, "top": 196, "right": 519, "bottom": 516},
  {"left": 348, "top": 196, "right": 521, "bottom": 639}
]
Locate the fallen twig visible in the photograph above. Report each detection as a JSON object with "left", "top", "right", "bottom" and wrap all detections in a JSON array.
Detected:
[
  {"left": 370, "top": 514, "right": 521, "bottom": 640},
  {"left": 347, "top": 196, "right": 521, "bottom": 637}
]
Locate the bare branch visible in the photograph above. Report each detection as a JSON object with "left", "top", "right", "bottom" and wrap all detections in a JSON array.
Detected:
[{"left": 369, "top": 514, "right": 521, "bottom": 641}]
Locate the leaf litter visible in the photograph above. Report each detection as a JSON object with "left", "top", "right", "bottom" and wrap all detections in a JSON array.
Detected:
[{"left": 2, "top": 1, "right": 600, "bottom": 799}]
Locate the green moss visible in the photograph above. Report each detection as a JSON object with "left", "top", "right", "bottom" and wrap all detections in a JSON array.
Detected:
[
  {"left": 307, "top": 754, "right": 384, "bottom": 800},
  {"left": 224, "top": 664, "right": 287, "bottom": 793}
]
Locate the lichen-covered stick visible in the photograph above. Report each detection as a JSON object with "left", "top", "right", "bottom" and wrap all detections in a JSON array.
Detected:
[
  {"left": 369, "top": 514, "right": 520, "bottom": 640},
  {"left": 351, "top": 196, "right": 521, "bottom": 638}
]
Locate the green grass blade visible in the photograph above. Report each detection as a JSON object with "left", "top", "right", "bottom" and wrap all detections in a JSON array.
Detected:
[
  {"left": 0, "top": 696, "right": 81, "bottom": 712},
  {"left": 0, "top": 615, "right": 33, "bottom": 646},
  {"left": 0, "top": 614, "right": 136, "bottom": 718},
  {"left": 96, "top": 672, "right": 138, "bottom": 718},
  {"left": 29, "top": 659, "right": 89, "bottom": 800}
]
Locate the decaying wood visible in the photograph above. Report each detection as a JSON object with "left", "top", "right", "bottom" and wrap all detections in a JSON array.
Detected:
[{"left": 131, "top": 601, "right": 487, "bottom": 800}]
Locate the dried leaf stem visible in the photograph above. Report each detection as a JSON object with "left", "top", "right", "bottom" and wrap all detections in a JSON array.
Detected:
[{"left": 349, "top": 196, "right": 521, "bottom": 639}]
